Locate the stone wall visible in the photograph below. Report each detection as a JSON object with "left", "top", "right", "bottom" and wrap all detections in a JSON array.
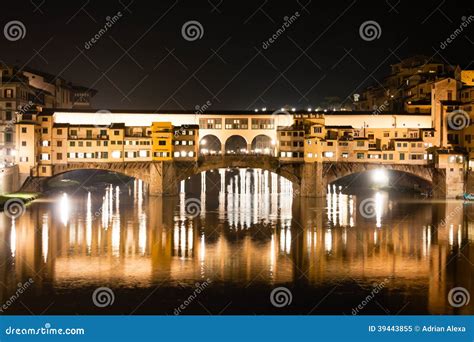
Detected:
[{"left": 0, "top": 165, "right": 20, "bottom": 194}]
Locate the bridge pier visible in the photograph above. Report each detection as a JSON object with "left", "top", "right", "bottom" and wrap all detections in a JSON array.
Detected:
[
  {"left": 299, "top": 162, "right": 326, "bottom": 197},
  {"left": 148, "top": 161, "right": 179, "bottom": 196},
  {"left": 432, "top": 168, "right": 465, "bottom": 199}
]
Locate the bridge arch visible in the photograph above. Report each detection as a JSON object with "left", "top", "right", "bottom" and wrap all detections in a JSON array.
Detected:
[
  {"left": 251, "top": 134, "right": 274, "bottom": 155},
  {"left": 199, "top": 134, "right": 222, "bottom": 155},
  {"left": 225, "top": 135, "right": 248, "bottom": 154},
  {"left": 174, "top": 155, "right": 303, "bottom": 186},
  {"left": 323, "top": 162, "right": 433, "bottom": 191}
]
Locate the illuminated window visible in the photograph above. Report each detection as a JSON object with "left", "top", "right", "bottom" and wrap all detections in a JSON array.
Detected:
[{"left": 111, "top": 151, "right": 121, "bottom": 159}]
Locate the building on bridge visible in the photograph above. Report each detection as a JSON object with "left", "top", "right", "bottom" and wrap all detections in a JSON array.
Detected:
[
  {"left": 0, "top": 64, "right": 96, "bottom": 165},
  {"left": 11, "top": 75, "right": 474, "bottom": 198}
]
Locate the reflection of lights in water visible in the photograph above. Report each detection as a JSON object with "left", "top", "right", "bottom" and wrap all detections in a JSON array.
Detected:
[
  {"left": 201, "top": 172, "right": 206, "bottom": 193},
  {"left": 10, "top": 222, "right": 16, "bottom": 257},
  {"left": 60, "top": 193, "right": 69, "bottom": 226},
  {"left": 182, "top": 168, "right": 294, "bottom": 230},
  {"left": 374, "top": 229, "right": 378, "bottom": 244},
  {"left": 111, "top": 215, "right": 120, "bottom": 256},
  {"left": 219, "top": 169, "right": 225, "bottom": 193},
  {"left": 270, "top": 234, "right": 275, "bottom": 275},
  {"left": 324, "top": 229, "right": 332, "bottom": 253},
  {"left": 458, "top": 225, "right": 462, "bottom": 246},
  {"left": 86, "top": 192, "right": 92, "bottom": 252},
  {"left": 449, "top": 224, "right": 454, "bottom": 246},
  {"left": 342, "top": 228, "right": 347, "bottom": 246},
  {"left": 338, "top": 193, "right": 348, "bottom": 227},
  {"left": 349, "top": 196, "right": 355, "bottom": 227},
  {"left": 180, "top": 180, "right": 185, "bottom": 193},
  {"left": 42, "top": 213, "right": 49, "bottom": 262},
  {"left": 375, "top": 192, "right": 384, "bottom": 228},
  {"left": 422, "top": 225, "right": 431, "bottom": 257},
  {"left": 109, "top": 185, "right": 121, "bottom": 257},
  {"left": 137, "top": 180, "right": 143, "bottom": 208},
  {"left": 102, "top": 190, "right": 109, "bottom": 229},
  {"left": 279, "top": 227, "right": 291, "bottom": 254},
  {"left": 138, "top": 212, "right": 147, "bottom": 255},
  {"left": 173, "top": 222, "right": 194, "bottom": 258},
  {"left": 115, "top": 186, "right": 120, "bottom": 212},
  {"left": 199, "top": 234, "right": 205, "bottom": 262}
]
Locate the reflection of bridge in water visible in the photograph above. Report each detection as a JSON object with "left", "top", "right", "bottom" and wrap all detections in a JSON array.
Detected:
[{"left": 1, "top": 178, "right": 473, "bottom": 314}]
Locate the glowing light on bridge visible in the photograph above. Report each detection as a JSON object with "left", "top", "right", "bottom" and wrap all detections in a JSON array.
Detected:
[{"left": 372, "top": 169, "right": 389, "bottom": 186}]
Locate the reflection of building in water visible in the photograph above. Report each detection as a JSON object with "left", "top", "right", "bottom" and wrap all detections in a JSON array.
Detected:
[
  {"left": 0, "top": 179, "right": 472, "bottom": 313},
  {"left": 300, "top": 196, "right": 472, "bottom": 314}
]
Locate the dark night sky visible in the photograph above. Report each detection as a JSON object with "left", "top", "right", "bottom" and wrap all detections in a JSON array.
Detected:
[{"left": 0, "top": 0, "right": 473, "bottom": 110}]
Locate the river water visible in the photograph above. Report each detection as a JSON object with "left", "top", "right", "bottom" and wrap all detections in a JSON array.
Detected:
[{"left": 0, "top": 169, "right": 472, "bottom": 314}]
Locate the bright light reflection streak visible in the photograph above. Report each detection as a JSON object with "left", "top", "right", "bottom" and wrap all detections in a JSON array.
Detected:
[
  {"left": 42, "top": 213, "right": 49, "bottom": 262},
  {"left": 86, "top": 192, "right": 92, "bottom": 252},
  {"left": 375, "top": 192, "right": 383, "bottom": 228},
  {"left": 10, "top": 221, "right": 16, "bottom": 258},
  {"left": 324, "top": 229, "right": 332, "bottom": 253},
  {"left": 449, "top": 224, "right": 454, "bottom": 246},
  {"left": 60, "top": 193, "right": 70, "bottom": 226}
]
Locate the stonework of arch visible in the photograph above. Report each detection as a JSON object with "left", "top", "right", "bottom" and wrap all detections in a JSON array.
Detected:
[
  {"left": 51, "top": 162, "right": 154, "bottom": 183},
  {"left": 322, "top": 161, "right": 434, "bottom": 185},
  {"left": 174, "top": 155, "right": 303, "bottom": 186}
]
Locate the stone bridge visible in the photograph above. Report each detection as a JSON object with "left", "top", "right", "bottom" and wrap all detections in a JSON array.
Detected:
[{"left": 21, "top": 156, "right": 457, "bottom": 198}]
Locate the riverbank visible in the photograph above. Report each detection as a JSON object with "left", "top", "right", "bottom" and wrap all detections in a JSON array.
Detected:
[{"left": 0, "top": 192, "right": 41, "bottom": 210}]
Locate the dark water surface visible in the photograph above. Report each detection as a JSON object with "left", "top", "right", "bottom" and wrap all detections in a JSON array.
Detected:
[{"left": 0, "top": 170, "right": 473, "bottom": 315}]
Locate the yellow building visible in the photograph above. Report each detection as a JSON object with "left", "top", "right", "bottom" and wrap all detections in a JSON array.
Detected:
[{"left": 151, "top": 122, "right": 173, "bottom": 161}]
